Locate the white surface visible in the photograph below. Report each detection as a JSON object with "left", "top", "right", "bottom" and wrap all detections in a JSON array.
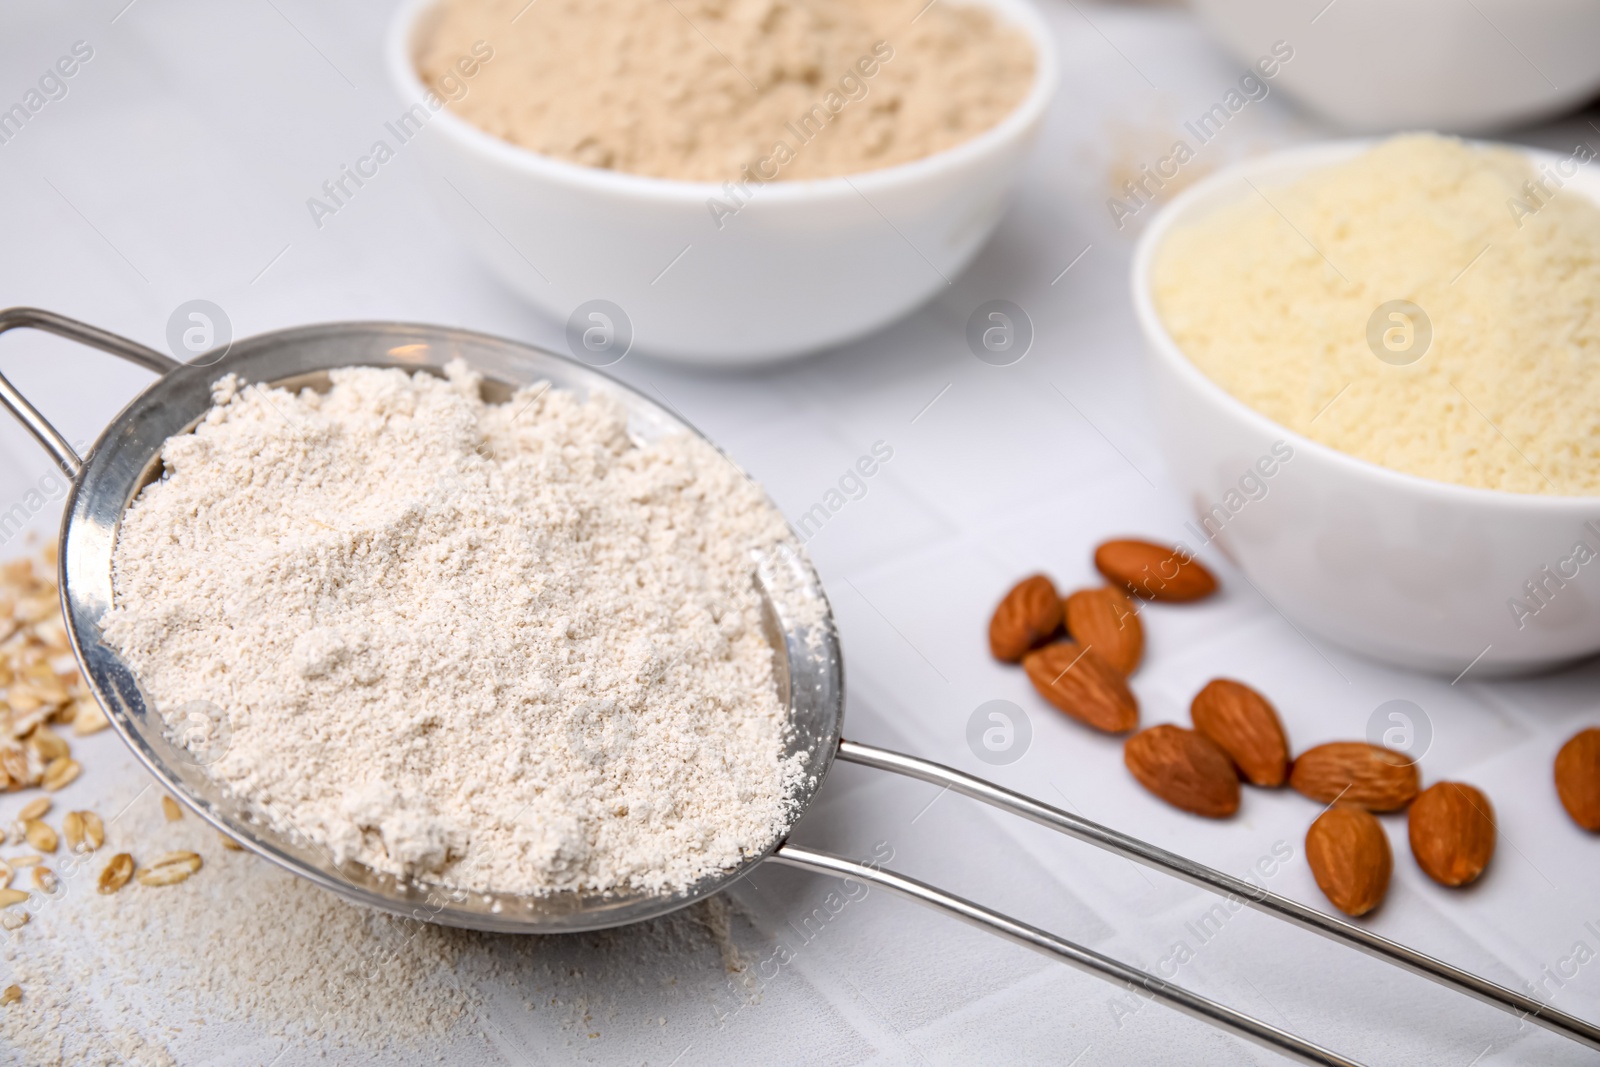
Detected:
[
  {"left": 1131, "top": 139, "right": 1600, "bottom": 675},
  {"left": 385, "top": 0, "right": 1058, "bottom": 364},
  {"left": 1190, "top": 0, "right": 1600, "bottom": 132},
  {"left": 1, "top": 1, "right": 1599, "bottom": 1064}
]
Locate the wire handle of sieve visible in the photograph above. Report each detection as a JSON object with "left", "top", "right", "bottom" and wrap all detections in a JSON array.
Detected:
[
  {"left": 770, "top": 843, "right": 1362, "bottom": 1067},
  {"left": 0, "top": 307, "right": 178, "bottom": 478},
  {"left": 831, "top": 738, "right": 1600, "bottom": 1054}
]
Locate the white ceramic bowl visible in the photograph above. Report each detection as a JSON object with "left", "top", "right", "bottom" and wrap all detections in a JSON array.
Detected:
[
  {"left": 1190, "top": 0, "right": 1600, "bottom": 133},
  {"left": 385, "top": 0, "right": 1056, "bottom": 365},
  {"left": 1132, "top": 140, "right": 1600, "bottom": 677}
]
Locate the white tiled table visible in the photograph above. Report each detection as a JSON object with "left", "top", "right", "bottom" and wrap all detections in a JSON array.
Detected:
[{"left": 1, "top": 1, "right": 1598, "bottom": 1063}]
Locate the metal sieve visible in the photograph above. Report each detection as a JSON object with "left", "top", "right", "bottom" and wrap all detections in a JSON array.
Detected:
[{"left": 2, "top": 306, "right": 1594, "bottom": 1067}]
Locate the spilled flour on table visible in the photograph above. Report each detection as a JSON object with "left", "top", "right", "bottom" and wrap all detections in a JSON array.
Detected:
[
  {"left": 0, "top": 784, "right": 761, "bottom": 1065},
  {"left": 0, "top": 787, "right": 478, "bottom": 1066}
]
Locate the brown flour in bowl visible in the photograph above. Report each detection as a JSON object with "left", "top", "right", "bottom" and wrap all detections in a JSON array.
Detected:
[{"left": 416, "top": 0, "right": 1036, "bottom": 182}]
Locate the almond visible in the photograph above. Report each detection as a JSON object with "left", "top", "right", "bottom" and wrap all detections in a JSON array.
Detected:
[
  {"left": 1407, "top": 781, "right": 1495, "bottom": 887},
  {"left": 1063, "top": 587, "right": 1143, "bottom": 675},
  {"left": 1124, "top": 724, "right": 1240, "bottom": 818},
  {"left": 1022, "top": 641, "right": 1138, "bottom": 733},
  {"left": 1306, "top": 805, "right": 1391, "bottom": 917},
  {"left": 1094, "top": 539, "right": 1218, "bottom": 603},
  {"left": 1555, "top": 727, "right": 1600, "bottom": 831},
  {"left": 1289, "top": 742, "right": 1419, "bottom": 812},
  {"left": 1190, "top": 679, "right": 1289, "bottom": 788},
  {"left": 988, "top": 574, "right": 1062, "bottom": 663}
]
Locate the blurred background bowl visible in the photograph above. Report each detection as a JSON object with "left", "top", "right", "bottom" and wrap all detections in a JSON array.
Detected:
[
  {"left": 385, "top": 0, "right": 1057, "bottom": 365},
  {"left": 1190, "top": 0, "right": 1600, "bottom": 132},
  {"left": 1132, "top": 139, "right": 1600, "bottom": 677}
]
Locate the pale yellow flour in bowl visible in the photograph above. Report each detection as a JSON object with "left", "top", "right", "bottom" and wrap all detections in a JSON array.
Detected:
[
  {"left": 1153, "top": 134, "right": 1600, "bottom": 496},
  {"left": 416, "top": 0, "right": 1036, "bottom": 182}
]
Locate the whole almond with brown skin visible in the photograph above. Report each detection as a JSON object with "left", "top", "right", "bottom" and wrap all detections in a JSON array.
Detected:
[
  {"left": 1191, "top": 679, "right": 1289, "bottom": 787},
  {"left": 1063, "top": 587, "right": 1143, "bottom": 675},
  {"left": 1094, "top": 539, "right": 1218, "bottom": 603},
  {"left": 1555, "top": 728, "right": 1600, "bottom": 831},
  {"left": 1022, "top": 641, "right": 1138, "bottom": 733},
  {"left": 989, "top": 574, "right": 1062, "bottom": 662},
  {"left": 1124, "top": 724, "right": 1240, "bottom": 818},
  {"left": 1408, "top": 782, "right": 1495, "bottom": 887},
  {"left": 1289, "top": 742, "right": 1419, "bottom": 812},
  {"left": 1306, "top": 805, "right": 1391, "bottom": 917}
]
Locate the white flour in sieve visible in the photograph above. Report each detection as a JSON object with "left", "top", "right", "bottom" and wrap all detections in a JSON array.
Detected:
[{"left": 99, "top": 361, "right": 812, "bottom": 895}]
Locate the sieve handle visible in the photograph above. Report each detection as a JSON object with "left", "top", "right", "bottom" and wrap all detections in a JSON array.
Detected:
[
  {"left": 0, "top": 307, "right": 179, "bottom": 477},
  {"left": 769, "top": 843, "right": 1360, "bottom": 1066},
  {"left": 832, "top": 739, "right": 1600, "bottom": 1056}
]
